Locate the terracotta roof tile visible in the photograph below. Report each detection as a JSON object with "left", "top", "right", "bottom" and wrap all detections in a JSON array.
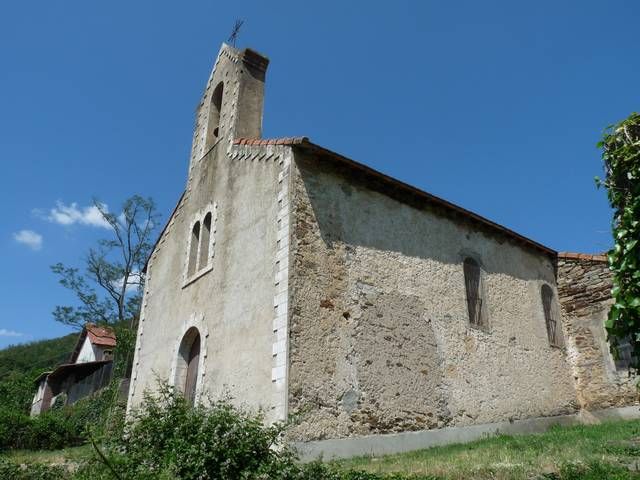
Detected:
[
  {"left": 85, "top": 323, "right": 117, "bottom": 347},
  {"left": 233, "top": 137, "right": 308, "bottom": 147}
]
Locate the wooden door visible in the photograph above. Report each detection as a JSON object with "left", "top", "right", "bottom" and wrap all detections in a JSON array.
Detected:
[{"left": 184, "top": 333, "right": 200, "bottom": 405}]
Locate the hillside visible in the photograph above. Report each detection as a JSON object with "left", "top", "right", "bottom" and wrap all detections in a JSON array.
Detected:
[
  {"left": 0, "top": 333, "right": 77, "bottom": 380},
  {"left": 0, "top": 333, "right": 78, "bottom": 413}
]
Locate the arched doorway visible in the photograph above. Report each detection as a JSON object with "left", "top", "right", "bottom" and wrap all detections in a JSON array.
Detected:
[{"left": 176, "top": 327, "right": 201, "bottom": 405}]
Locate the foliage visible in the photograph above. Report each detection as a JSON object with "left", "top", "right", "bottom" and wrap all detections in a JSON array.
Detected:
[
  {"left": 0, "top": 334, "right": 76, "bottom": 381},
  {"left": 597, "top": 112, "right": 640, "bottom": 369},
  {"left": 543, "top": 461, "right": 640, "bottom": 480},
  {"left": 51, "top": 195, "right": 160, "bottom": 329},
  {"left": 0, "top": 383, "right": 120, "bottom": 452},
  {"left": 73, "top": 384, "right": 437, "bottom": 480},
  {"left": 0, "top": 458, "right": 70, "bottom": 480},
  {"left": 4, "top": 413, "right": 640, "bottom": 479}
]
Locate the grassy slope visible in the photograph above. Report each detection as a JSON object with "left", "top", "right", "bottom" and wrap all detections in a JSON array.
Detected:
[
  {"left": 0, "top": 445, "right": 92, "bottom": 465},
  {"left": 334, "top": 419, "right": 640, "bottom": 480},
  {"left": 3, "top": 419, "right": 640, "bottom": 479},
  {"left": 0, "top": 332, "right": 78, "bottom": 413},
  {"left": 0, "top": 333, "right": 77, "bottom": 380}
]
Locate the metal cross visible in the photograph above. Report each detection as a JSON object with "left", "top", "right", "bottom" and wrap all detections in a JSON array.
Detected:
[{"left": 228, "top": 19, "right": 244, "bottom": 47}]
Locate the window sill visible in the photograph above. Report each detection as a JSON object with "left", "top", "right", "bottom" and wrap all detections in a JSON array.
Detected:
[{"left": 182, "top": 264, "right": 213, "bottom": 289}]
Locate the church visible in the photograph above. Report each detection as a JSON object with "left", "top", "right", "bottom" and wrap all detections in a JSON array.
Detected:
[{"left": 127, "top": 44, "right": 637, "bottom": 458}]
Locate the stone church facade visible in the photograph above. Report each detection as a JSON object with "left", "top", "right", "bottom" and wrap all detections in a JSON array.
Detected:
[{"left": 127, "top": 44, "right": 637, "bottom": 456}]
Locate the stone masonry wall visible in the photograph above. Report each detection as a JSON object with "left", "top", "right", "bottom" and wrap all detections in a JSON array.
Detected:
[
  {"left": 286, "top": 152, "right": 578, "bottom": 442},
  {"left": 558, "top": 253, "right": 638, "bottom": 409}
]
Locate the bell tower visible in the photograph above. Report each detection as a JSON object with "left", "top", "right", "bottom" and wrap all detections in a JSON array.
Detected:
[{"left": 188, "top": 44, "right": 269, "bottom": 167}]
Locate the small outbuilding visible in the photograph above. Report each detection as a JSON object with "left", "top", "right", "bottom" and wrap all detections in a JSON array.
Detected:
[{"left": 30, "top": 323, "right": 116, "bottom": 416}]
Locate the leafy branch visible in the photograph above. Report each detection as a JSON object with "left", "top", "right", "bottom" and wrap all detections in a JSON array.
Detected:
[
  {"left": 597, "top": 112, "right": 640, "bottom": 370},
  {"left": 51, "top": 195, "right": 160, "bottom": 330}
]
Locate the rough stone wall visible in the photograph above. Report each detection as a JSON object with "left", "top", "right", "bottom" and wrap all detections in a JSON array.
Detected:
[
  {"left": 286, "top": 152, "right": 578, "bottom": 442},
  {"left": 558, "top": 253, "right": 638, "bottom": 409}
]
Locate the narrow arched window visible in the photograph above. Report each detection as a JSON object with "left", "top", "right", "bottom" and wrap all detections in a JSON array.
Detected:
[
  {"left": 176, "top": 328, "right": 201, "bottom": 405},
  {"left": 541, "top": 285, "right": 562, "bottom": 347},
  {"left": 464, "top": 257, "right": 486, "bottom": 328},
  {"left": 206, "top": 82, "right": 224, "bottom": 148},
  {"left": 199, "top": 213, "right": 212, "bottom": 269},
  {"left": 188, "top": 222, "right": 200, "bottom": 277}
]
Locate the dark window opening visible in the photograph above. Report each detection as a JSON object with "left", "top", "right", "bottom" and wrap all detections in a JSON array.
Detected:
[
  {"left": 611, "top": 335, "right": 634, "bottom": 371},
  {"left": 206, "top": 82, "right": 224, "bottom": 148},
  {"left": 541, "top": 284, "right": 562, "bottom": 347},
  {"left": 199, "top": 213, "right": 212, "bottom": 269},
  {"left": 464, "top": 257, "right": 486, "bottom": 328},
  {"left": 177, "top": 327, "right": 201, "bottom": 406},
  {"left": 188, "top": 222, "right": 200, "bottom": 277}
]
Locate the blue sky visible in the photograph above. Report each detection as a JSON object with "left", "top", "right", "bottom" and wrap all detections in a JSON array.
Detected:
[{"left": 1, "top": 1, "right": 639, "bottom": 348}]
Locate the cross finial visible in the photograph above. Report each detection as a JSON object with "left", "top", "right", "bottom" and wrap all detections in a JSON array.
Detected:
[{"left": 228, "top": 19, "right": 244, "bottom": 47}]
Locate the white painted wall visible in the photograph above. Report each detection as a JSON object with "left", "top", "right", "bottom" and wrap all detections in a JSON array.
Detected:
[{"left": 76, "top": 337, "right": 98, "bottom": 363}]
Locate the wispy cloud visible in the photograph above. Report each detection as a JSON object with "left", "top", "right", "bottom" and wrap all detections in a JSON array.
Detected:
[
  {"left": 0, "top": 329, "right": 23, "bottom": 337},
  {"left": 13, "top": 230, "right": 43, "bottom": 251},
  {"left": 45, "top": 202, "right": 111, "bottom": 229},
  {"left": 111, "top": 270, "right": 143, "bottom": 295}
]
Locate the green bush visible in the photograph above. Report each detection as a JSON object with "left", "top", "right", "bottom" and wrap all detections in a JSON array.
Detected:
[
  {"left": 0, "top": 384, "right": 120, "bottom": 452},
  {"left": 76, "top": 384, "right": 435, "bottom": 480},
  {"left": 0, "top": 458, "right": 70, "bottom": 480}
]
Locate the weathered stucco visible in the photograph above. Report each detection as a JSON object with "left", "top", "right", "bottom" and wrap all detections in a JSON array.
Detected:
[
  {"left": 128, "top": 45, "right": 289, "bottom": 423},
  {"left": 287, "top": 152, "right": 578, "bottom": 441},
  {"left": 558, "top": 254, "right": 638, "bottom": 410}
]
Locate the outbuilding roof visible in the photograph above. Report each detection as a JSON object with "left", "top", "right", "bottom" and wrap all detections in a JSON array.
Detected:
[{"left": 69, "top": 323, "right": 116, "bottom": 363}]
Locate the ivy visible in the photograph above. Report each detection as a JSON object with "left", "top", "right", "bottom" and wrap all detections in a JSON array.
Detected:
[{"left": 597, "top": 112, "right": 640, "bottom": 371}]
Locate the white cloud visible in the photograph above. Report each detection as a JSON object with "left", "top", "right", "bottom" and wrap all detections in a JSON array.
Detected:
[
  {"left": 13, "top": 230, "right": 43, "bottom": 251},
  {"left": 0, "top": 329, "right": 23, "bottom": 337},
  {"left": 111, "top": 270, "right": 143, "bottom": 295},
  {"left": 46, "top": 202, "right": 111, "bottom": 229}
]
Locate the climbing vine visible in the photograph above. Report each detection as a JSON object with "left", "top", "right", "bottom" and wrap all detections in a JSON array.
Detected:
[{"left": 597, "top": 112, "right": 640, "bottom": 370}]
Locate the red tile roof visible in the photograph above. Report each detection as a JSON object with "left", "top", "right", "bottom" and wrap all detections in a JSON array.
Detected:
[
  {"left": 68, "top": 323, "right": 117, "bottom": 363},
  {"left": 233, "top": 137, "right": 308, "bottom": 146},
  {"left": 86, "top": 324, "right": 117, "bottom": 347}
]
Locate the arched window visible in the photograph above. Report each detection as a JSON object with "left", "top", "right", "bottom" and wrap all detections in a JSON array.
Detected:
[
  {"left": 188, "top": 222, "right": 200, "bottom": 277},
  {"left": 175, "top": 327, "right": 201, "bottom": 405},
  {"left": 199, "top": 212, "right": 212, "bottom": 269},
  {"left": 206, "top": 82, "right": 224, "bottom": 148},
  {"left": 541, "top": 285, "right": 562, "bottom": 347},
  {"left": 464, "top": 257, "right": 486, "bottom": 327}
]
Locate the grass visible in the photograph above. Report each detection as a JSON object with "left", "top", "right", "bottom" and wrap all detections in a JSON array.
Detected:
[
  {"left": 332, "top": 419, "right": 640, "bottom": 479},
  {"left": 2, "top": 420, "right": 640, "bottom": 479},
  {"left": 0, "top": 444, "right": 92, "bottom": 466}
]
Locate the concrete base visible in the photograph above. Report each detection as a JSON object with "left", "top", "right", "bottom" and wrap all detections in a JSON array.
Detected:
[{"left": 293, "top": 405, "right": 640, "bottom": 461}]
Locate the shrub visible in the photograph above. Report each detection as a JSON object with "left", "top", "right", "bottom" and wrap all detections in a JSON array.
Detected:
[
  {"left": 80, "top": 384, "right": 436, "bottom": 480},
  {"left": 0, "top": 383, "right": 121, "bottom": 452},
  {"left": 0, "top": 459, "right": 70, "bottom": 480}
]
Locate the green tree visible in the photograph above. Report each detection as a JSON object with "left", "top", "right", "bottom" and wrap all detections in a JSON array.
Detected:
[
  {"left": 597, "top": 113, "right": 640, "bottom": 370},
  {"left": 51, "top": 196, "right": 159, "bottom": 330}
]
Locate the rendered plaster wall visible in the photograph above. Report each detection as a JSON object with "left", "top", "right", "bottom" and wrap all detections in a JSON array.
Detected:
[
  {"left": 128, "top": 145, "right": 283, "bottom": 421},
  {"left": 558, "top": 255, "right": 638, "bottom": 409},
  {"left": 76, "top": 337, "right": 97, "bottom": 363},
  {"left": 128, "top": 45, "right": 284, "bottom": 422},
  {"left": 287, "top": 152, "right": 578, "bottom": 442}
]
